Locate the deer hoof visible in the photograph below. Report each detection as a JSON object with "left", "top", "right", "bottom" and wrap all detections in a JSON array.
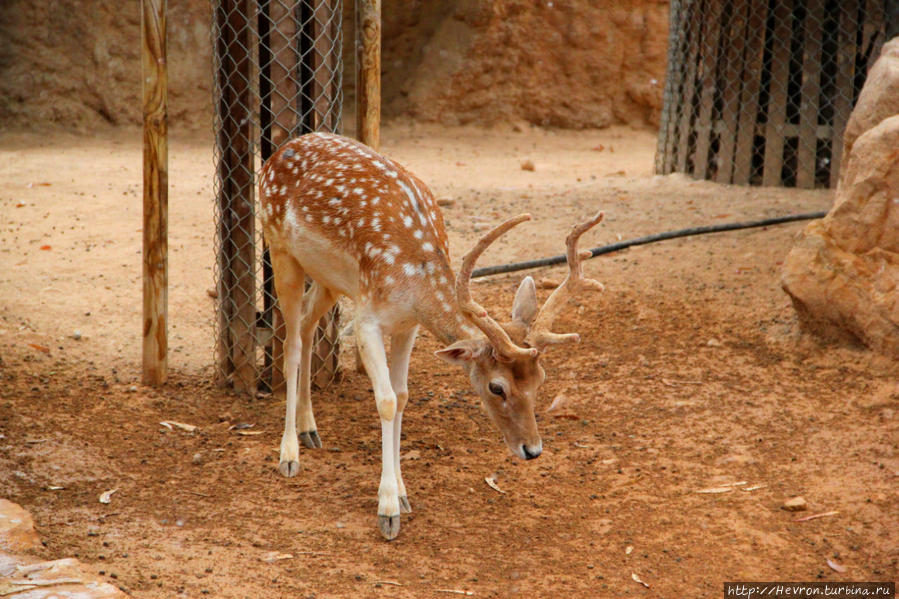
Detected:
[
  {"left": 299, "top": 430, "right": 322, "bottom": 449},
  {"left": 378, "top": 514, "right": 401, "bottom": 540},
  {"left": 399, "top": 495, "right": 412, "bottom": 514},
  {"left": 278, "top": 460, "right": 300, "bottom": 478}
]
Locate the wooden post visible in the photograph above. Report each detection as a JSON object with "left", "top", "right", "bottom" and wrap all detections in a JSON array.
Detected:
[
  {"left": 354, "top": 0, "right": 380, "bottom": 373},
  {"left": 831, "top": 0, "right": 858, "bottom": 187},
  {"left": 673, "top": 0, "right": 704, "bottom": 174},
  {"left": 142, "top": 0, "right": 168, "bottom": 386},
  {"left": 715, "top": 0, "right": 750, "bottom": 184},
  {"left": 762, "top": 0, "right": 793, "bottom": 187},
  {"left": 215, "top": 0, "right": 256, "bottom": 394},
  {"left": 691, "top": 0, "right": 724, "bottom": 180},
  {"left": 732, "top": 0, "right": 767, "bottom": 185},
  {"left": 263, "top": 0, "right": 301, "bottom": 397},
  {"left": 797, "top": 0, "right": 825, "bottom": 189},
  {"left": 355, "top": 0, "right": 381, "bottom": 149}
]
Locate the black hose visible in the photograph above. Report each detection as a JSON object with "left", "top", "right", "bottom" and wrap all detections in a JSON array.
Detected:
[{"left": 471, "top": 211, "right": 827, "bottom": 279}]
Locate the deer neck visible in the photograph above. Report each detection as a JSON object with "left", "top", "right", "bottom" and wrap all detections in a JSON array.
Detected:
[{"left": 409, "top": 265, "right": 480, "bottom": 346}]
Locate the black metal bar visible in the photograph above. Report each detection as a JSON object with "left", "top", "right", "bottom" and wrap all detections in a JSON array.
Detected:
[{"left": 471, "top": 211, "right": 828, "bottom": 279}]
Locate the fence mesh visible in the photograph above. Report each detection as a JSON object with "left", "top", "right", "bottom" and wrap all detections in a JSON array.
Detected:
[
  {"left": 212, "top": 0, "right": 343, "bottom": 395},
  {"left": 655, "top": 0, "right": 889, "bottom": 188}
]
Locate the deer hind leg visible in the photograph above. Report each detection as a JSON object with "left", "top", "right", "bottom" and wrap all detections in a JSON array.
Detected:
[
  {"left": 355, "top": 312, "right": 402, "bottom": 540},
  {"left": 271, "top": 250, "right": 305, "bottom": 478},
  {"left": 389, "top": 326, "right": 418, "bottom": 514},
  {"left": 296, "top": 280, "right": 338, "bottom": 449}
]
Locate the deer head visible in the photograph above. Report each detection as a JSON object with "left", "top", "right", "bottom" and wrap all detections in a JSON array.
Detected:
[{"left": 436, "top": 212, "right": 605, "bottom": 460}]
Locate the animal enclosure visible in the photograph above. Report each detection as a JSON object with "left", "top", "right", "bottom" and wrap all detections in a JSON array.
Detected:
[
  {"left": 213, "top": 0, "right": 343, "bottom": 396},
  {"left": 655, "top": 0, "right": 889, "bottom": 187}
]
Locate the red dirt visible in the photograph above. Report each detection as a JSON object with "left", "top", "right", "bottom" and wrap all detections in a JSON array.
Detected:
[
  {"left": 0, "top": 0, "right": 667, "bottom": 131},
  {"left": 1, "top": 124, "right": 897, "bottom": 597}
]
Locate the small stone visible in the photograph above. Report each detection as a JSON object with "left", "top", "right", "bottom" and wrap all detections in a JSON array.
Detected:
[
  {"left": 206, "top": 287, "right": 218, "bottom": 299},
  {"left": 191, "top": 452, "right": 204, "bottom": 466},
  {"left": 520, "top": 159, "right": 536, "bottom": 172},
  {"left": 127, "top": 385, "right": 137, "bottom": 393},
  {"left": 706, "top": 338, "right": 722, "bottom": 347},
  {"left": 72, "top": 330, "right": 82, "bottom": 340},
  {"left": 782, "top": 496, "right": 808, "bottom": 511},
  {"left": 436, "top": 197, "right": 455, "bottom": 207},
  {"left": 335, "top": 521, "right": 346, "bottom": 529}
]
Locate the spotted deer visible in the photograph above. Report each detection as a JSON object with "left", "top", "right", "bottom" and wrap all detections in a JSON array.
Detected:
[{"left": 260, "top": 132, "right": 604, "bottom": 540}]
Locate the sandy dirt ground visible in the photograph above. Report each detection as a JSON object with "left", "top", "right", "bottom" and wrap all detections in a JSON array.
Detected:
[{"left": 0, "top": 123, "right": 896, "bottom": 598}]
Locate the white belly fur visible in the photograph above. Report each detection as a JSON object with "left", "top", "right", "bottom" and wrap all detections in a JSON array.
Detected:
[{"left": 268, "top": 221, "right": 360, "bottom": 299}]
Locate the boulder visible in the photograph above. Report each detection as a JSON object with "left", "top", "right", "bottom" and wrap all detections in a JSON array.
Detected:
[
  {"left": 0, "top": 499, "right": 131, "bottom": 598},
  {"left": 782, "top": 37, "right": 899, "bottom": 357},
  {"left": 841, "top": 38, "right": 899, "bottom": 171},
  {"left": 0, "top": 499, "right": 41, "bottom": 553}
]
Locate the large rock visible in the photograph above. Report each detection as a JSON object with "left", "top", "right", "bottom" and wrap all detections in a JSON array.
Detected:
[
  {"left": 782, "top": 37, "right": 899, "bottom": 356},
  {"left": 0, "top": 499, "right": 41, "bottom": 553},
  {"left": 0, "top": 499, "right": 130, "bottom": 599},
  {"left": 841, "top": 38, "right": 899, "bottom": 168}
]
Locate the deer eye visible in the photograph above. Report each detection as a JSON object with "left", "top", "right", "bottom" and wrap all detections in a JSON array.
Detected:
[{"left": 488, "top": 381, "right": 506, "bottom": 398}]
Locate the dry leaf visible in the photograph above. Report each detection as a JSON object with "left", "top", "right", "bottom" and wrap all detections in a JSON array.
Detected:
[
  {"left": 374, "top": 580, "right": 403, "bottom": 587},
  {"left": 39, "top": 245, "right": 52, "bottom": 251},
  {"left": 99, "top": 488, "right": 118, "bottom": 504},
  {"left": 631, "top": 572, "right": 650, "bottom": 588},
  {"left": 520, "top": 159, "right": 535, "bottom": 171},
  {"left": 696, "top": 487, "right": 733, "bottom": 494},
  {"left": 45, "top": 486, "right": 65, "bottom": 491},
  {"left": 6, "top": 578, "right": 83, "bottom": 587},
  {"left": 0, "top": 581, "right": 37, "bottom": 595},
  {"left": 826, "top": 558, "right": 847, "bottom": 573},
  {"left": 260, "top": 552, "right": 293, "bottom": 563},
  {"left": 237, "top": 430, "right": 264, "bottom": 436},
  {"left": 484, "top": 477, "right": 506, "bottom": 494},
  {"left": 434, "top": 590, "right": 474, "bottom": 596},
  {"left": 741, "top": 484, "right": 767, "bottom": 492},
  {"left": 546, "top": 392, "right": 570, "bottom": 413},
  {"left": 160, "top": 421, "right": 197, "bottom": 433},
  {"left": 229, "top": 422, "right": 255, "bottom": 430},
  {"left": 28, "top": 343, "right": 50, "bottom": 354},
  {"left": 601, "top": 458, "right": 617, "bottom": 465},
  {"left": 794, "top": 510, "right": 839, "bottom": 522}
]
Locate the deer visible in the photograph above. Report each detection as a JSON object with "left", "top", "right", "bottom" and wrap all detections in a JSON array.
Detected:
[{"left": 259, "top": 132, "right": 604, "bottom": 540}]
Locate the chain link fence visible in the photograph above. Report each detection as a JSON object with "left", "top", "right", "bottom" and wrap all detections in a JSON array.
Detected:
[
  {"left": 655, "top": 0, "right": 890, "bottom": 188},
  {"left": 212, "top": 0, "right": 343, "bottom": 395}
]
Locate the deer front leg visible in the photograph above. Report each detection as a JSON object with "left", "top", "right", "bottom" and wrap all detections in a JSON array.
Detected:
[
  {"left": 389, "top": 326, "right": 418, "bottom": 514},
  {"left": 355, "top": 314, "right": 401, "bottom": 540}
]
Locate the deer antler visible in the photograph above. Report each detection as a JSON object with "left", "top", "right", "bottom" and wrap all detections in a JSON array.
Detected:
[
  {"left": 525, "top": 211, "right": 605, "bottom": 351},
  {"left": 456, "top": 214, "right": 539, "bottom": 362}
]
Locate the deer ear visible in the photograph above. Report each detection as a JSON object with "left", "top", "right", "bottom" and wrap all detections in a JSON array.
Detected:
[
  {"left": 435, "top": 339, "right": 486, "bottom": 365},
  {"left": 512, "top": 276, "right": 538, "bottom": 326}
]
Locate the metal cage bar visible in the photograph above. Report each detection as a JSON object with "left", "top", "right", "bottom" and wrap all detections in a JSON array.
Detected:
[
  {"left": 213, "top": 0, "right": 343, "bottom": 395},
  {"left": 655, "top": 0, "right": 889, "bottom": 188}
]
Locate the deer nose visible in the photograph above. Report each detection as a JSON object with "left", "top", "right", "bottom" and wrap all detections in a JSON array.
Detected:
[{"left": 521, "top": 444, "right": 542, "bottom": 460}]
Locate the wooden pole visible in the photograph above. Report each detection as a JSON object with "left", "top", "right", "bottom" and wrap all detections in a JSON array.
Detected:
[
  {"left": 355, "top": 0, "right": 381, "bottom": 149},
  {"left": 354, "top": 0, "right": 380, "bottom": 373},
  {"left": 142, "top": 0, "right": 168, "bottom": 386}
]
